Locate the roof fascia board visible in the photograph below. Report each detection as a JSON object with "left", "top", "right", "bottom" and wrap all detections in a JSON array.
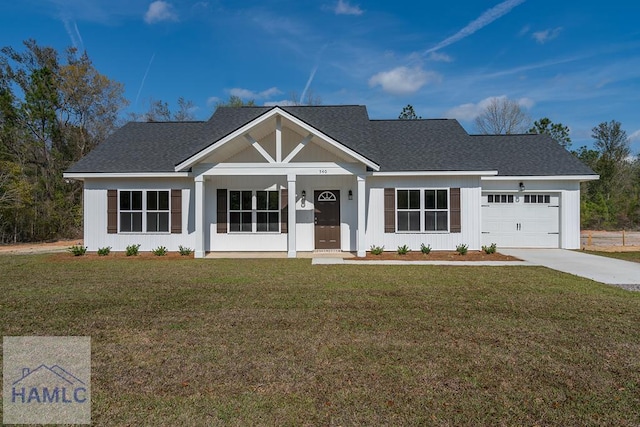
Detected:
[
  {"left": 175, "top": 107, "right": 380, "bottom": 172},
  {"left": 481, "top": 175, "right": 599, "bottom": 181},
  {"left": 372, "top": 170, "right": 498, "bottom": 177},
  {"left": 63, "top": 172, "right": 192, "bottom": 180}
]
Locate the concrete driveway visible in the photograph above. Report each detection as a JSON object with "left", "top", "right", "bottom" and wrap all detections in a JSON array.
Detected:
[{"left": 501, "top": 249, "right": 640, "bottom": 289}]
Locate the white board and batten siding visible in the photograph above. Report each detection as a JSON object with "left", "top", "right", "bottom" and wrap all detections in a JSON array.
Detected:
[
  {"left": 83, "top": 178, "right": 195, "bottom": 252},
  {"left": 481, "top": 179, "right": 582, "bottom": 249},
  {"left": 366, "top": 176, "right": 482, "bottom": 251}
]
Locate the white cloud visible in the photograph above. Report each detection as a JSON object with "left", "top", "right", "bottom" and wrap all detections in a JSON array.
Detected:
[
  {"left": 144, "top": 1, "right": 178, "bottom": 24},
  {"left": 427, "top": 51, "right": 453, "bottom": 62},
  {"left": 424, "top": 0, "right": 526, "bottom": 55},
  {"left": 369, "top": 66, "right": 440, "bottom": 95},
  {"left": 334, "top": 0, "right": 363, "bottom": 16},
  {"left": 445, "top": 95, "right": 534, "bottom": 121},
  {"left": 630, "top": 130, "right": 640, "bottom": 142},
  {"left": 229, "top": 87, "right": 282, "bottom": 100},
  {"left": 532, "top": 27, "right": 563, "bottom": 44}
]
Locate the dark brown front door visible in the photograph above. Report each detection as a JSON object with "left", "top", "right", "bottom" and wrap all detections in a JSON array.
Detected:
[{"left": 315, "top": 190, "right": 340, "bottom": 249}]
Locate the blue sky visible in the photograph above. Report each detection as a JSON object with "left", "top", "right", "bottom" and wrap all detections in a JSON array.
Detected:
[{"left": 2, "top": 0, "right": 639, "bottom": 151}]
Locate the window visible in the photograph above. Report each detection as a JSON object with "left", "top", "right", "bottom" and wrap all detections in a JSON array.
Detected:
[
  {"left": 425, "top": 189, "right": 448, "bottom": 231},
  {"left": 146, "top": 191, "right": 170, "bottom": 232},
  {"left": 397, "top": 189, "right": 449, "bottom": 232},
  {"left": 229, "top": 191, "right": 253, "bottom": 232},
  {"left": 397, "top": 190, "right": 421, "bottom": 231},
  {"left": 120, "top": 191, "right": 142, "bottom": 232},
  {"left": 229, "top": 190, "right": 280, "bottom": 233},
  {"left": 524, "top": 194, "right": 551, "bottom": 204},
  {"left": 488, "top": 194, "right": 514, "bottom": 203},
  {"left": 119, "top": 190, "right": 169, "bottom": 232},
  {"left": 256, "top": 190, "right": 279, "bottom": 232}
]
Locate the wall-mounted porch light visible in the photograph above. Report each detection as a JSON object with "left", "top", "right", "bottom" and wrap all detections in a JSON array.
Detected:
[
  {"left": 301, "top": 190, "right": 306, "bottom": 207},
  {"left": 348, "top": 190, "right": 353, "bottom": 200},
  {"left": 519, "top": 182, "right": 525, "bottom": 191}
]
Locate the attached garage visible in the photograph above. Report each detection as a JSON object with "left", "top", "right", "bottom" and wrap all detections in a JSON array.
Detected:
[{"left": 481, "top": 192, "right": 560, "bottom": 248}]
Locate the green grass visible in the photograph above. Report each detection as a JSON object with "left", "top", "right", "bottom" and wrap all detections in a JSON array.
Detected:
[
  {"left": 1, "top": 254, "right": 639, "bottom": 426},
  {"left": 584, "top": 250, "right": 640, "bottom": 263}
]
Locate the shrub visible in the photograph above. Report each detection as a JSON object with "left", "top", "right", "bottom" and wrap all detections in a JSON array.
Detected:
[
  {"left": 370, "top": 245, "right": 384, "bottom": 255},
  {"left": 397, "top": 244, "right": 410, "bottom": 255},
  {"left": 126, "top": 244, "right": 141, "bottom": 256},
  {"left": 420, "top": 243, "right": 431, "bottom": 254},
  {"left": 178, "top": 245, "right": 193, "bottom": 256},
  {"left": 482, "top": 243, "right": 497, "bottom": 254},
  {"left": 152, "top": 246, "right": 168, "bottom": 256},
  {"left": 456, "top": 243, "right": 468, "bottom": 255},
  {"left": 68, "top": 245, "right": 87, "bottom": 256},
  {"left": 97, "top": 246, "right": 111, "bottom": 256}
]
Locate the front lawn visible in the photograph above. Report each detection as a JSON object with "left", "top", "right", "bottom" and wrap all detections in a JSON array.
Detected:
[{"left": 1, "top": 255, "right": 639, "bottom": 426}]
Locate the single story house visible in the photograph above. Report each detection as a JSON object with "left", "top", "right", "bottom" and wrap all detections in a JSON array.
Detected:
[{"left": 64, "top": 105, "right": 597, "bottom": 258}]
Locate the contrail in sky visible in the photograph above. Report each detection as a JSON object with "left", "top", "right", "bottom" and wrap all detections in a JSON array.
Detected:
[
  {"left": 300, "top": 44, "right": 328, "bottom": 104},
  {"left": 62, "top": 18, "right": 84, "bottom": 51},
  {"left": 135, "top": 53, "right": 156, "bottom": 107},
  {"left": 424, "top": 0, "right": 526, "bottom": 55}
]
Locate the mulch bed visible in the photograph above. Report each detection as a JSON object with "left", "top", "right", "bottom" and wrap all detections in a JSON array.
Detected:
[{"left": 355, "top": 251, "right": 520, "bottom": 261}]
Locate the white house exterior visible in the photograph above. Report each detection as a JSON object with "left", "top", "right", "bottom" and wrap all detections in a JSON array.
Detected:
[{"left": 64, "top": 105, "right": 597, "bottom": 258}]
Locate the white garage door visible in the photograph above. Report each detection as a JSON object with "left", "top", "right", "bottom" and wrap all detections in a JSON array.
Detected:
[{"left": 481, "top": 193, "right": 560, "bottom": 248}]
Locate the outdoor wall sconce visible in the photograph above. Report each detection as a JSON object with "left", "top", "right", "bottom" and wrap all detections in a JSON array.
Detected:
[
  {"left": 519, "top": 182, "right": 525, "bottom": 191},
  {"left": 348, "top": 190, "right": 353, "bottom": 200},
  {"left": 301, "top": 190, "right": 306, "bottom": 207}
]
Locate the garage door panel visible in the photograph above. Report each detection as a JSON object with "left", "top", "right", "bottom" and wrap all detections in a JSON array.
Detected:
[{"left": 481, "top": 193, "right": 560, "bottom": 248}]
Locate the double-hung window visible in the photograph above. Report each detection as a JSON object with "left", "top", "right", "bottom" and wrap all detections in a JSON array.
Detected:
[
  {"left": 256, "top": 190, "right": 279, "bottom": 232},
  {"left": 397, "top": 188, "right": 449, "bottom": 232},
  {"left": 229, "top": 190, "right": 280, "bottom": 233},
  {"left": 397, "top": 190, "right": 421, "bottom": 231},
  {"left": 425, "top": 189, "right": 448, "bottom": 231},
  {"left": 146, "top": 191, "right": 170, "bottom": 232},
  {"left": 119, "top": 190, "right": 170, "bottom": 232},
  {"left": 120, "top": 191, "right": 143, "bottom": 232},
  {"left": 229, "top": 191, "right": 253, "bottom": 232}
]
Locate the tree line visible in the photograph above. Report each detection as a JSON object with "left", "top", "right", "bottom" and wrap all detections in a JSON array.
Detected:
[{"left": 0, "top": 39, "right": 637, "bottom": 243}]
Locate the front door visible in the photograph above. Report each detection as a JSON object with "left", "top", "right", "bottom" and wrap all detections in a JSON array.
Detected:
[{"left": 315, "top": 190, "right": 341, "bottom": 249}]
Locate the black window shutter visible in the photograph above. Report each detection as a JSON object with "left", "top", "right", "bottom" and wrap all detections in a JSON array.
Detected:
[{"left": 217, "top": 189, "right": 227, "bottom": 234}]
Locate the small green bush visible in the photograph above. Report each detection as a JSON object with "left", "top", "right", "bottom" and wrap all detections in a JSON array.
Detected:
[
  {"left": 126, "top": 244, "right": 141, "bottom": 256},
  {"left": 68, "top": 245, "right": 87, "bottom": 256},
  {"left": 97, "top": 246, "right": 111, "bottom": 256},
  {"left": 397, "top": 244, "right": 410, "bottom": 255},
  {"left": 456, "top": 243, "right": 468, "bottom": 255},
  {"left": 420, "top": 243, "right": 431, "bottom": 254},
  {"left": 152, "top": 246, "right": 168, "bottom": 256},
  {"left": 482, "top": 243, "right": 497, "bottom": 254},
  {"left": 370, "top": 245, "right": 384, "bottom": 255},
  {"left": 178, "top": 245, "right": 193, "bottom": 256}
]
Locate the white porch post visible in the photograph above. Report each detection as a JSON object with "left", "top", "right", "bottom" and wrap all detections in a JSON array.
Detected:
[
  {"left": 194, "top": 175, "right": 205, "bottom": 258},
  {"left": 287, "top": 174, "right": 297, "bottom": 258},
  {"left": 357, "top": 175, "right": 366, "bottom": 257}
]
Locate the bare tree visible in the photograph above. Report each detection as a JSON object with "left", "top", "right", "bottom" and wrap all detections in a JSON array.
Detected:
[
  {"left": 288, "top": 89, "right": 322, "bottom": 106},
  {"left": 474, "top": 98, "right": 531, "bottom": 134}
]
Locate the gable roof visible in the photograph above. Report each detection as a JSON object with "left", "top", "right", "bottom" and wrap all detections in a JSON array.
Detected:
[{"left": 66, "top": 105, "right": 596, "bottom": 177}]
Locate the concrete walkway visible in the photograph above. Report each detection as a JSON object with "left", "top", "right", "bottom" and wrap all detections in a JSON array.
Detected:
[{"left": 500, "top": 249, "right": 640, "bottom": 287}]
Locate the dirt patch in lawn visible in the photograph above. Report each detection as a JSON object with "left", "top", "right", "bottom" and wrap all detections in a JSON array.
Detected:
[{"left": 355, "top": 251, "right": 519, "bottom": 261}]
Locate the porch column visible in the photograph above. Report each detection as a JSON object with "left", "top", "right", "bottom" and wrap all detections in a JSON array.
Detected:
[
  {"left": 194, "top": 175, "right": 205, "bottom": 258},
  {"left": 287, "top": 174, "right": 297, "bottom": 258},
  {"left": 357, "top": 175, "right": 366, "bottom": 257}
]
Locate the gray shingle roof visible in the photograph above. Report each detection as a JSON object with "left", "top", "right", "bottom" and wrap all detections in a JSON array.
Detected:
[{"left": 66, "top": 105, "right": 596, "bottom": 177}]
